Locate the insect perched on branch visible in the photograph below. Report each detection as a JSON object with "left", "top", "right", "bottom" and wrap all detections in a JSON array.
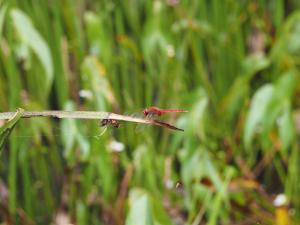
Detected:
[
  {"left": 143, "top": 106, "right": 188, "bottom": 117},
  {"left": 100, "top": 119, "right": 120, "bottom": 128}
]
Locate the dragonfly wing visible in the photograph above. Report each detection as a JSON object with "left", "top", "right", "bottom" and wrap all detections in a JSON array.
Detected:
[
  {"left": 153, "top": 120, "right": 184, "bottom": 131},
  {"left": 135, "top": 123, "right": 147, "bottom": 133},
  {"left": 133, "top": 113, "right": 157, "bottom": 133}
]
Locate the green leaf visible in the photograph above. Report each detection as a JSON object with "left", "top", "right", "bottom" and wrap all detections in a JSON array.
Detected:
[
  {"left": 84, "top": 12, "right": 104, "bottom": 57},
  {"left": 271, "top": 12, "right": 300, "bottom": 68},
  {"left": 0, "top": 2, "right": 7, "bottom": 40},
  {"left": 126, "top": 188, "right": 173, "bottom": 225},
  {"left": 151, "top": 199, "right": 174, "bottom": 225},
  {"left": 274, "top": 71, "right": 298, "bottom": 101},
  {"left": 10, "top": 8, "right": 53, "bottom": 94},
  {"left": 188, "top": 90, "right": 208, "bottom": 140},
  {"left": 244, "top": 84, "right": 274, "bottom": 149},
  {"left": 221, "top": 54, "right": 270, "bottom": 122},
  {"left": 260, "top": 71, "right": 297, "bottom": 135},
  {"left": 208, "top": 168, "right": 233, "bottom": 225},
  {"left": 278, "top": 103, "right": 295, "bottom": 153},
  {"left": 81, "top": 56, "right": 114, "bottom": 110},
  {"left": 0, "top": 108, "right": 24, "bottom": 154},
  {"left": 61, "top": 101, "right": 90, "bottom": 163},
  {"left": 221, "top": 76, "right": 249, "bottom": 122},
  {"left": 126, "top": 189, "right": 154, "bottom": 225},
  {"left": 242, "top": 54, "right": 270, "bottom": 77}
]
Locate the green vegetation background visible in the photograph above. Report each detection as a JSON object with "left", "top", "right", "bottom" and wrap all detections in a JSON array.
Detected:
[{"left": 0, "top": 0, "right": 300, "bottom": 224}]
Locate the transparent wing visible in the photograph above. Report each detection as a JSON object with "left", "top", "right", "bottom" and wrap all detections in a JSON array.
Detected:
[{"left": 134, "top": 114, "right": 158, "bottom": 133}]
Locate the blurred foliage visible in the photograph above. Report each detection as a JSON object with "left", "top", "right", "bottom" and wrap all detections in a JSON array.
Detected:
[
  {"left": 0, "top": 108, "right": 23, "bottom": 152},
  {"left": 0, "top": 0, "right": 300, "bottom": 224}
]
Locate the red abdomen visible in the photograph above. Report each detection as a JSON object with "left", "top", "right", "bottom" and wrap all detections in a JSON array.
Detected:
[{"left": 143, "top": 107, "right": 188, "bottom": 116}]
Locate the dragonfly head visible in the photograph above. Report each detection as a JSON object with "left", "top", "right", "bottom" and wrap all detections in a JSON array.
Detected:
[{"left": 143, "top": 109, "right": 149, "bottom": 116}]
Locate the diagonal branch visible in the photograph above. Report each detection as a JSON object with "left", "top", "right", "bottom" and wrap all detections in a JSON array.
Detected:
[{"left": 0, "top": 109, "right": 184, "bottom": 131}]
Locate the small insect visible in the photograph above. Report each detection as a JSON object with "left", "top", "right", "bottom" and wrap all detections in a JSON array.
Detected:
[
  {"left": 175, "top": 181, "right": 184, "bottom": 193},
  {"left": 95, "top": 119, "right": 120, "bottom": 139},
  {"left": 175, "top": 181, "right": 182, "bottom": 189},
  {"left": 100, "top": 119, "right": 120, "bottom": 128}
]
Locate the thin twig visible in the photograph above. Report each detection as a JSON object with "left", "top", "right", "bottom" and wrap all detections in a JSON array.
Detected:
[{"left": 0, "top": 109, "right": 184, "bottom": 131}]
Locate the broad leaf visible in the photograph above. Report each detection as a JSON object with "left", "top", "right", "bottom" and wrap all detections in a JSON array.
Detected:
[
  {"left": 10, "top": 8, "right": 53, "bottom": 94},
  {"left": 244, "top": 84, "right": 274, "bottom": 149},
  {"left": 0, "top": 2, "right": 7, "bottom": 39},
  {"left": 126, "top": 189, "right": 154, "bottom": 225},
  {"left": 278, "top": 103, "right": 295, "bottom": 153}
]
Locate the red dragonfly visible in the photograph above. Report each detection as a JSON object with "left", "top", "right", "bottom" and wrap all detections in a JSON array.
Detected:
[
  {"left": 137, "top": 106, "right": 188, "bottom": 132},
  {"left": 96, "top": 107, "right": 187, "bottom": 136},
  {"left": 143, "top": 106, "right": 188, "bottom": 117}
]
